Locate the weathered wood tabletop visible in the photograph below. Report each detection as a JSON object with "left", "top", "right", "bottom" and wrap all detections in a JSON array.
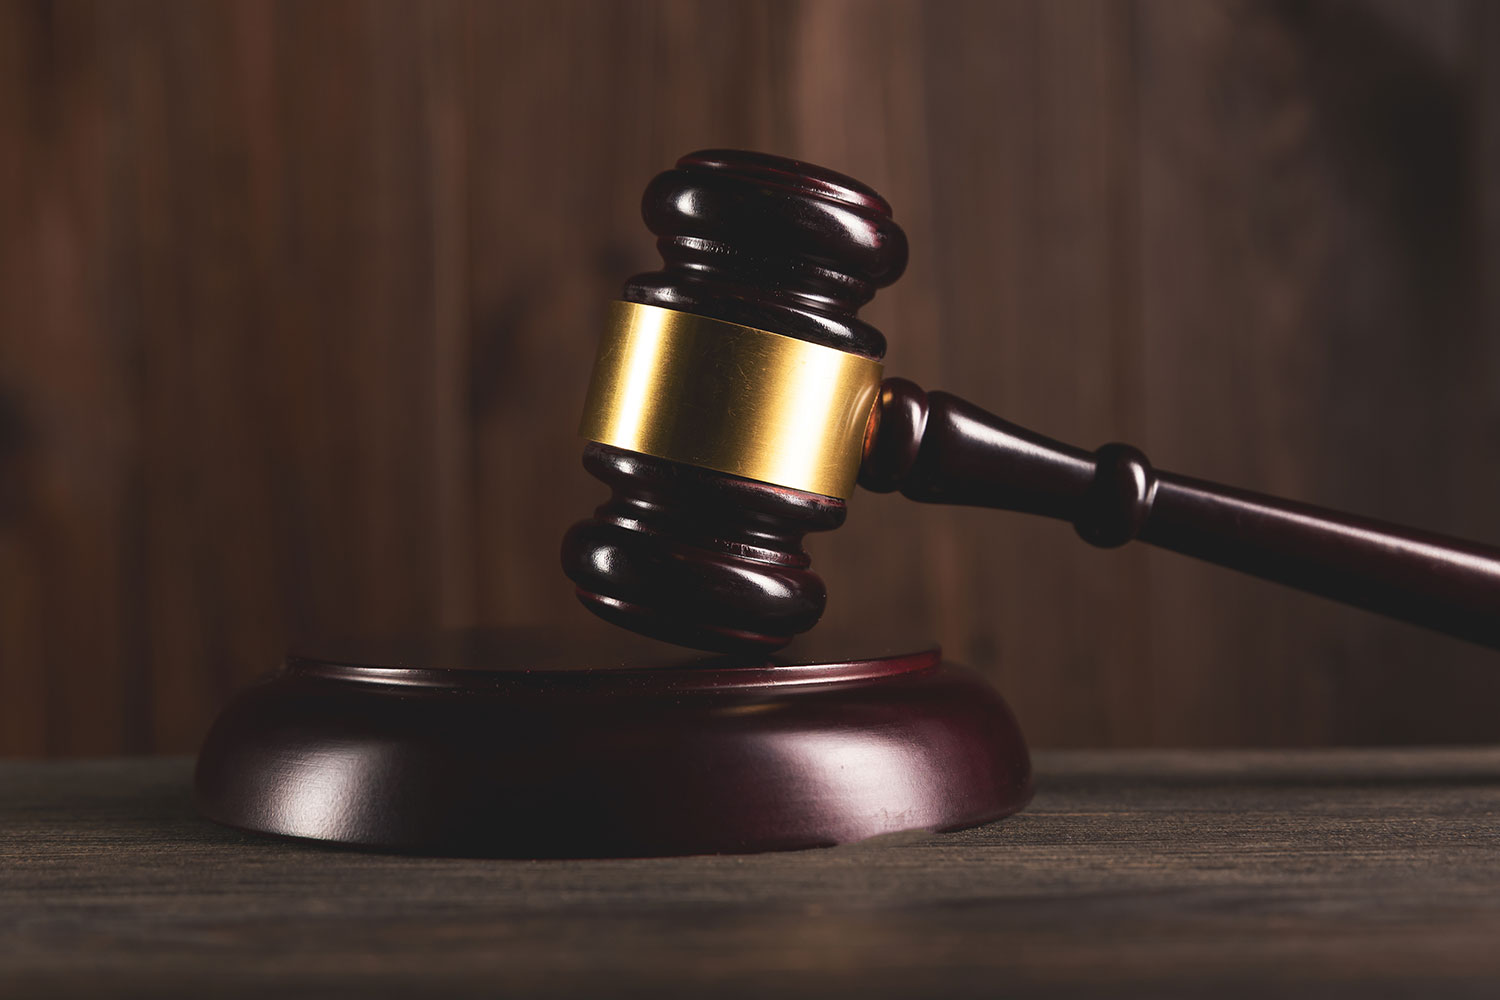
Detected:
[{"left": 4, "top": 750, "right": 1500, "bottom": 998}]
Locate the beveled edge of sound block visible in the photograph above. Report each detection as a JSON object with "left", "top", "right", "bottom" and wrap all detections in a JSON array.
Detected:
[{"left": 194, "top": 627, "right": 1031, "bottom": 858}]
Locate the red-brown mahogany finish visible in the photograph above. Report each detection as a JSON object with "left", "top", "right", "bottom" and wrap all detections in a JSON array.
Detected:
[
  {"left": 568, "top": 152, "right": 1500, "bottom": 654},
  {"left": 561, "top": 150, "right": 907, "bottom": 653},
  {"left": 863, "top": 379, "right": 1500, "bottom": 649},
  {"left": 199, "top": 152, "right": 1032, "bottom": 860},
  {"left": 195, "top": 621, "right": 1032, "bottom": 858}
]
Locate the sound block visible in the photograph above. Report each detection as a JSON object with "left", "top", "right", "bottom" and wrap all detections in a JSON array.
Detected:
[{"left": 195, "top": 620, "right": 1031, "bottom": 858}]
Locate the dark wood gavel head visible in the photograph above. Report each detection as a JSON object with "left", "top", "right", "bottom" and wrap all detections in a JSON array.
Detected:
[{"left": 560, "top": 150, "right": 908, "bottom": 653}]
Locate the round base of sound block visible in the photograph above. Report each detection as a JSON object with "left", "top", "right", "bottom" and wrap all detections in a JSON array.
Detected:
[{"left": 195, "top": 623, "right": 1031, "bottom": 857}]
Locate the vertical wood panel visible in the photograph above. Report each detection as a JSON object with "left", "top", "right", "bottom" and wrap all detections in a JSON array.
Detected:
[
  {"left": 0, "top": 1, "right": 142, "bottom": 754},
  {"left": 1135, "top": 0, "right": 1500, "bottom": 744},
  {"left": 0, "top": 0, "right": 1496, "bottom": 755},
  {"left": 918, "top": 0, "right": 1153, "bottom": 745}
]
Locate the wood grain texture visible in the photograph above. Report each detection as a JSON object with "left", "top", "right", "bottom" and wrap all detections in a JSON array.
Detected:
[
  {"left": 5, "top": 751, "right": 1500, "bottom": 997},
  {"left": 2, "top": 0, "right": 1499, "bottom": 755}
]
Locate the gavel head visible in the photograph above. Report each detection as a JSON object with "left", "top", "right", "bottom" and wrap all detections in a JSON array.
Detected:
[{"left": 561, "top": 150, "right": 908, "bottom": 653}]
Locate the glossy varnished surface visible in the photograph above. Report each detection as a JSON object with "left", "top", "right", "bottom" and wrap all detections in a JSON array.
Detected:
[
  {"left": 9, "top": 750, "right": 1500, "bottom": 997},
  {"left": 574, "top": 143, "right": 1500, "bottom": 655},
  {"left": 562, "top": 149, "right": 908, "bottom": 652},
  {"left": 195, "top": 626, "right": 1030, "bottom": 857},
  {"left": 864, "top": 379, "right": 1500, "bottom": 648}
]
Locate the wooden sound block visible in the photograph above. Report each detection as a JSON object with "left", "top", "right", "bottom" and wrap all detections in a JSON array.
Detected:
[{"left": 195, "top": 617, "right": 1032, "bottom": 858}]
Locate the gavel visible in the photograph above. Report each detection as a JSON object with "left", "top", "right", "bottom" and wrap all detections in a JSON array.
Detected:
[{"left": 561, "top": 150, "right": 1500, "bottom": 654}]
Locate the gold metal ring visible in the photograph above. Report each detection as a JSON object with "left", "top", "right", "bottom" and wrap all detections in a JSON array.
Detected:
[{"left": 578, "top": 301, "right": 883, "bottom": 499}]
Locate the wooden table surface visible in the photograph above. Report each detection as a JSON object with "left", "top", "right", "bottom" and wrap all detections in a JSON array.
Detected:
[{"left": 5, "top": 749, "right": 1500, "bottom": 998}]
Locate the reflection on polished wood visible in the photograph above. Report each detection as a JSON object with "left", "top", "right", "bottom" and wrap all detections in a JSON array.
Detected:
[{"left": 193, "top": 624, "right": 1031, "bottom": 857}]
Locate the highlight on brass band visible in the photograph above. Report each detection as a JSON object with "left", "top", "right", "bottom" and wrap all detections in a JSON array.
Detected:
[{"left": 578, "top": 301, "right": 883, "bottom": 500}]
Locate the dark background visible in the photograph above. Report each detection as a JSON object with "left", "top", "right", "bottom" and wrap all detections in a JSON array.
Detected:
[{"left": 2, "top": 0, "right": 1498, "bottom": 756}]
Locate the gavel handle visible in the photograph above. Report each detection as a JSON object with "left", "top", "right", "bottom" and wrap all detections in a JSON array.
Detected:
[{"left": 861, "top": 378, "right": 1500, "bottom": 649}]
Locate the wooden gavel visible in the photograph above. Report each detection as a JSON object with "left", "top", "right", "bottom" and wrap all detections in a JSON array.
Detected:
[{"left": 562, "top": 150, "right": 1500, "bottom": 654}]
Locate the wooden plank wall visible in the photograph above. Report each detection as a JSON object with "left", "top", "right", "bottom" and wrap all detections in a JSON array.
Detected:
[{"left": 1, "top": 0, "right": 1497, "bottom": 756}]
